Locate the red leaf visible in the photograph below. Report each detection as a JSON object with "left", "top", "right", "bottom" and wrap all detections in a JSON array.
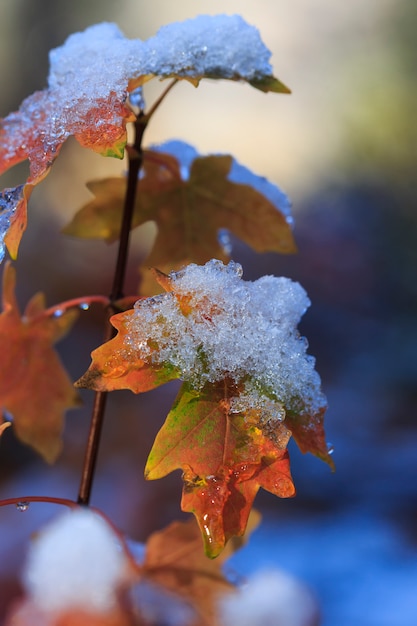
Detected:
[
  {"left": 0, "top": 263, "right": 80, "bottom": 461},
  {"left": 146, "top": 381, "right": 294, "bottom": 557}
]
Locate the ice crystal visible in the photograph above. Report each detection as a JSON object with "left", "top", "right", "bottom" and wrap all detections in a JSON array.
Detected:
[
  {"left": 125, "top": 260, "right": 326, "bottom": 416},
  {"left": 23, "top": 509, "right": 128, "bottom": 614}
]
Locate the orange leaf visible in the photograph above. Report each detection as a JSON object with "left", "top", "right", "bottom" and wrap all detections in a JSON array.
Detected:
[
  {"left": 63, "top": 144, "right": 295, "bottom": 295},
  {"left": 139, "top": 514, "right": 259, "bottom": 626},
  {"left": 145, "top": 381, "right": 294, "bottom": 557},
  {"left": 0, "top": 263, "right": 80, "bottom": 461},
  {"left": 75, "top": 309, "right": 179, "bottom": 393}
]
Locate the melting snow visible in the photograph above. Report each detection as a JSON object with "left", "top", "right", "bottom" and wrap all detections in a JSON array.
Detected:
[{"left": 125, "top": 260, "right": 326, "bottom": 417}]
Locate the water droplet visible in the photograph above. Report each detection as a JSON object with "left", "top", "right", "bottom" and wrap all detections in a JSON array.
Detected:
[
  {"left": 53, "top": 308, "right": 64, "bottom": 318},
  {"left": 16, "top": 501, "right": 30, "bottom": 512},
  {"left": 327, "top": 442, "right": 334, "bottom": 455},
  {"left": 79, "top": 302, "right": 90, "bottom": 311}
]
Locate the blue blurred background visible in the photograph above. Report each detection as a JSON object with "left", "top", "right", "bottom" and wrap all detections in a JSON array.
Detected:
[{"left": 0, "top": 1, "right": 416, "bottom": 624}]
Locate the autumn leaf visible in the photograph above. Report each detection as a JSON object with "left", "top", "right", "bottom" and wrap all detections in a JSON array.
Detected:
[
  {"left": 138, "top": 515, "right": 259, "bottom": 626},
  {"left": 0, "top": 262, "right": 80, "bottom": 462},
  {"left": 77, "top": 260, "right": 330, "bottom": 553},
  {"left": 75, "top": 303, "right": 180, "bottom": 394},
  {"left": 64, "top": 141, "right": 296, "bottom": 294},
  {"left": 0, "top": 16, "right": 289, "bottom": 261},
  {"left": 145, "top": 380, "right": 294, "bottom": 557}
]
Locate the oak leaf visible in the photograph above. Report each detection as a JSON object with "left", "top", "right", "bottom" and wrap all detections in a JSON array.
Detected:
[
  {"left": 0, "top": 262, "right": 80, "bottom": 461},
  {"left": 64, "top": 142, "right": 296, "bottom": 294}
]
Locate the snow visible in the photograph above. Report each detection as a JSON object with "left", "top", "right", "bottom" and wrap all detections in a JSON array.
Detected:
[
  {"left": 48, "top": 23, "right": 145, "bottom": 111},
  {"left": 145, "top": 14, "right": 274, "bottom": 81},
  {"left": 125, "top": 260, "right": 326, "bottom": 418},
  {"left": 229, "top": 159, "right": 292, "bottom": 224},
  {"left": 23, "top": 508, "right": 128, "bottom": 614},
  {"left": 0, "top": 16, "right": 280, "bottom": 261},
  {"left": 3, "top": 14, "right": 277, "bottom": 177},
  {"left": 219, "top": 568, "right": 318, "bottom": 626}
]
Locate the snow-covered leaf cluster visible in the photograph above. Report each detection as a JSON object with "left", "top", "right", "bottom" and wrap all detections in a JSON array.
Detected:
[
  {"left": 0, "top": 15, "right": 288, "bottom": 262},
  {"left": 125, "top": 259, "right": 325, "bottom": 417}
]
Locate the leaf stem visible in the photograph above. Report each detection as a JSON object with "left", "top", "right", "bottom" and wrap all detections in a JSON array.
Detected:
[
  {"left": 144, "top": 79, "right": 178, "bottom": 122},
  {"left": 77, "top": 114, "right": 147, "bottom": 506},
  {"left": 0, "top": 496, "right": 77, "bottom": 509},
  {"left": 44, "top": 295, "right": 110, "bottom": 318}
]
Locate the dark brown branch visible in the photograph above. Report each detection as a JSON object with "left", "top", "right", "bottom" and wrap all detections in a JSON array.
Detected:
[{"left": 77, "top": 115, "right": 147, "bottom": 506}]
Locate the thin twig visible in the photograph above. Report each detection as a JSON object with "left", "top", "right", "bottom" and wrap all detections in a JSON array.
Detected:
[
  {"left": 0, "top": 496, "right": 76, "bottom": 509},
  {"left": 77, "top": 116, "right": 147, "bottom": 506},
  {"left": 77, "top": 80, "right": 178, "bottom": 506},
  {"left": 144, "top": 79, "right": 178, "bottom": 121}
]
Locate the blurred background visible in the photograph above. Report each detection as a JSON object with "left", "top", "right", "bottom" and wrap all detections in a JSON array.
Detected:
[{"left": 0, "top": 1, "right": 416, "bottom": 624}]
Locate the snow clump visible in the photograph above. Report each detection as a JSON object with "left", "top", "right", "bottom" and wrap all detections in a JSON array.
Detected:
[
  {"left": 126, "top": 260, "right": 326, "bottom": 417},
  {"left": 23, "top": 508, "right": 129, "bottom": 614},
  {"left": 218, "top": 569, "right": 319, "bottom": 626}
]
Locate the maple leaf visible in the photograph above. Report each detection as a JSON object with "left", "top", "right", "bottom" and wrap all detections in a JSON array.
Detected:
[
  {"left": 0, "top": 16, "right": 289, "bottom": 261},
  {"left": 0, "top": 262, "right": 80, "bottom": 462},
  {"left": 145, "top": 380, "right": 294, "bottom": 557},
  {"left": 63, "top": 141, "right": 296, "bottom": 294},
  {"left": 77, "top": 260, "right": 330, "bottom": 554},
  {"left": 138, "top": 514, "right": 260, "bottom": 626}
]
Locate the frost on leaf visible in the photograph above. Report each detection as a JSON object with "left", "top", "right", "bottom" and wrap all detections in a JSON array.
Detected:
[
  {"left": 5, "top": 508, "right": 138, "bottom": 626},
  {"left": 0, "top": 262, "right": 80, "bottom": 462},
  {"left": 77, "top": 260, "right": 331, "bottom": 554},
  {"left": 136, "top": 14, "right": 290, "bottom": 92},
  {"left": 64, "top": 140, "right": 296, "bottom": 294},
  {"left": 0, "top": 16, "right": 288, "bottom": 260}
]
